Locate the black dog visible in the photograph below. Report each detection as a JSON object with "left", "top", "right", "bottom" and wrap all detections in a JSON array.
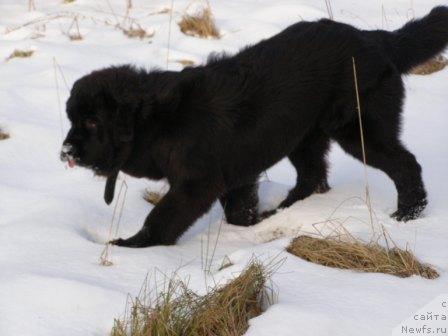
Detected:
[{"left": 61, "top": 7, "right": 448, "bottom": 247}]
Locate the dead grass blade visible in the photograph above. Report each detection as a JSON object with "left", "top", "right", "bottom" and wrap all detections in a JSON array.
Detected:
[
  {"left": 324, "top": 0, "right": 334, "bottom": 20},
  {"left": 111, "top": 261, "right": 272, "bottom": 336},
  {"left": 410, "top": 55, "right": 448, "bottom": 75},
  {"left": 287, "top": 235, "right": 438, "bottom": 279},
  {"left": 178, "top": 7, "right": 220, "bottom": 39},
  {"left": 6, "top": 49, "right": 34, "bottom": 61}
]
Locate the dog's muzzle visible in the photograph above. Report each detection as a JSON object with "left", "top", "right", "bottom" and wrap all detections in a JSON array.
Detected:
[{"left": 60, "top": 144, "right": 76, "bottom": 168}]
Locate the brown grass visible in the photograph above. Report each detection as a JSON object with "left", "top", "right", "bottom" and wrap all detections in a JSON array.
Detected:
[
  {"left": 173, "top": 59, "right": 195, "bottom": 67},
  {"left": 287, "top": 235, "right": 439, "bottom": 279},
  {"left": 411, "top": 55, "right": 448, "bottom": 75},
  {"left": 0, "top": 128, "right": 10, "bottom": 141},
  {"left": 122, "top": 22, "right": 154, "bottom": 40},
  {"left": 63, "top": 0, "right": 75, "bottom": 3},
  {"left": 111, "top": 262, "right": 271, "bottom": 336},
  {"left": 6, "top": 49, "right": 34, "bottom": 61},
  {"left": 178, "top": 8, "right": 220, "bottom": 39},
  {"left": 142, "top": 190, "right": 163, "bottom": 206},
  {"left": 67, "top": 16, "right": 83, "bottom": 41}
]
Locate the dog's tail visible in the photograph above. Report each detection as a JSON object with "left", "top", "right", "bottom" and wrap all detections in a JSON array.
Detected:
[{"left": 375, "top": 6, "right": 448, "bottom": 73}]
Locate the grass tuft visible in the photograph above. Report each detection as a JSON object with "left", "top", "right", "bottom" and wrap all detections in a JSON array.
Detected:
[
  {"left": 0, "top": 127, "right": 10, "bottom": 141},
  {"left": 178, "top": 7, "right": 220, "bottom": 39},
  {"left": 411, "top": 55, "right": 448, "bottom": 75},
  {"left": 142, "top": 190, "right": 163, "bottom": 206},
  {"left": 287, "top": 235, "right": 439, "bottom": 279},
  {"left": 173, "top": 59, "right": 195, "bottom": 67},
  {"left": 111, "top": 261, "right": 271, "bottom": 336},
  {"left": 6, "top": 49, "right": 34, "bottom": 61},
  {"left": 122, "top": 22, "right": 154, "bottom": 40},
  {"left": 66, "top": 16, "right": 83, "bottom": 41}
]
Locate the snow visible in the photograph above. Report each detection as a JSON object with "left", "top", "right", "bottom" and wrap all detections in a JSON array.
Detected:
[{"left": 1, "top": 0, "right": 447, "bottom": 335}]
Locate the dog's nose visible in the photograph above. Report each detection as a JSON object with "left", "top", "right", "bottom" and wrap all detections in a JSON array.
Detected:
[{"left": 60, "top": 144, "right": 74, "bottom": 162}]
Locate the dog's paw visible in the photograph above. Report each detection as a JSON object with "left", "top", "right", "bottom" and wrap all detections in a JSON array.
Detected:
[
  {"left": 391, "top": 200, "right": 427, "bottom": 222},
  {"left": 110, "top": 227, "right": 157, "bottom": 248},
  {"left": 315, "top": 181, "right": 331, "bottom": 194},
  {"left": 259, "top": 209, "right": 278, "bottom": 220}
]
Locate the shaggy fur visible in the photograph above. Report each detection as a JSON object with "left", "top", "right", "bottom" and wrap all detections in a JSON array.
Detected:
[{"left": 61, "top": 7, "right": 448, "bottom": 247}]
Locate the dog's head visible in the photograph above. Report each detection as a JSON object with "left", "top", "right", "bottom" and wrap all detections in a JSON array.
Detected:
[{"left": 60, "top": 66, "right": 141, "bottom": 177}]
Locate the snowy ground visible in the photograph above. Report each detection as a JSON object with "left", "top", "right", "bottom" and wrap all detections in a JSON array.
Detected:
[{"left": 1, "top": 1, "right": 448, "bottom": 335}]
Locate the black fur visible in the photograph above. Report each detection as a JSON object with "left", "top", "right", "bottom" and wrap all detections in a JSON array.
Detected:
[{"left": 61, "top": 7, "right": 448, "bottom": 247}]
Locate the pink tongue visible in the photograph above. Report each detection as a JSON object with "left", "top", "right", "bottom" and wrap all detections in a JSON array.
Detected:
[{"left": 68, "top": 160, "right": 75, "bottom": 168}]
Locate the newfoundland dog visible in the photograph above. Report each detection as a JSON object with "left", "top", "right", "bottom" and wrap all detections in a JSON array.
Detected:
[{"left": 61, "top": 7, "right": 448, "bottom": 247}]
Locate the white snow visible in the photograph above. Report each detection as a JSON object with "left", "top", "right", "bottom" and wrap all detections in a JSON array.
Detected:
[{"left": 1, "top": 0, "right": 448, "bottom": 335}]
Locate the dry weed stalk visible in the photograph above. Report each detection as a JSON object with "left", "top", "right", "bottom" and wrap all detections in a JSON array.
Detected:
[
  {"left": 52, "top": 57, "right": 71, "bottom": 143},
  {"left": 111, "top": 261, "right": 273, "bottom": 336},
  {"left": 381, "top": 5, "right": 389, "bottom": 29},
  {"left": 6, "top": 49, "right": 34, "bottom": 61},
  {"left": 324, "top": 0, "right": 334, "bottom": 20},
  {"left": 67, "top": 16, "right": 82, "bottom": 41},
  {"left": 287, "top": 235, "right": 438, "bottom": 279},
  {"left": 28, "top": 0, "right": 36, "bottom": 11},
  {"left": 410, "top": 55, "right": 448, "bottom": 75},
  {"left": 352, "top": 58, "right": 374, "bottom": 230},
  {"left": 99, "top": 179, "right": 128, "bottom": 266},
  {"left": 178, "top": 6, "right": 220, "bottom": 39},
  {"left": 5, "top": 13, "right": 72, "bottom": 35}
]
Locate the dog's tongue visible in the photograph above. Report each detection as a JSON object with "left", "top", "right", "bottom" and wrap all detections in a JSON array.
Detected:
[{"left": 68, "top": 159, "right": 75, "bottom": 168}]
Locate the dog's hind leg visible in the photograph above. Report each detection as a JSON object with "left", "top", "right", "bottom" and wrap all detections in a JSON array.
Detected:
[
  {"left": 220, "top": 181, "right": 259, "bottom": 226},
  {"left": 279, "top": 131, "right": 331, "bottom": 209},
  {"left": 333, "top": 127, "right": 427, "bottom": 222}
]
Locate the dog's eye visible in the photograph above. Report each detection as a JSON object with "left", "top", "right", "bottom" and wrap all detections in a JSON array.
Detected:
[{"left": 84, "top": 119, "right": 98, "bottom": 131}]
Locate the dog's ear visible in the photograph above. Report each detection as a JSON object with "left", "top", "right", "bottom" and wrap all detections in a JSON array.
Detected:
[{"left": 104, "top": 171, "right": 119, "bottom": 205}]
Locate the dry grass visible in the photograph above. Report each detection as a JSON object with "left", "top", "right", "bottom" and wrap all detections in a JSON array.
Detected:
[
  {"left": 142, "top": 190, "right": 164, "bottom": 206},
  {"left": 178, "top": 8, "right": 220, "bottom": 39},
  {"left": 122, "top": 22, "right": 154, "bottom": 40},
  {"left": 111, "top": 262, "right": 271, "bottom": 336},
  {"left": 63, "top": 0, "right": 75, "bottom": 3},
  {"left": 411, "top": 55, "right": 448, "bottom": 75},
  {"left": 173, "top": 59, "right": 195, "bottom": 67},
  {"left": 0, "top": 127, "right": 10, "bottom": 141},
  {"left": 287, "top": 235, "right": 439, "bottom": 279},
  {"left": 66, "top": 16, "right": 82, "bottom": 41},
  {"left": 6, "top": 49, "right": 34, "bottom": 61},
  {"left": 218, "top": 256, "right": 234, "bottom": 271}
]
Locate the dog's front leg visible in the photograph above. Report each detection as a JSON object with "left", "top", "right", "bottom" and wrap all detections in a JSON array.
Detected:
[{"left": 111, "top": 182, "right": 221, "bottom": 248}]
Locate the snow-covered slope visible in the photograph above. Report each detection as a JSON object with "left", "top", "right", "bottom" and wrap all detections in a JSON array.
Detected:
[{"left": 1, "top": 1, "right": 447, "bottom": 335}]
